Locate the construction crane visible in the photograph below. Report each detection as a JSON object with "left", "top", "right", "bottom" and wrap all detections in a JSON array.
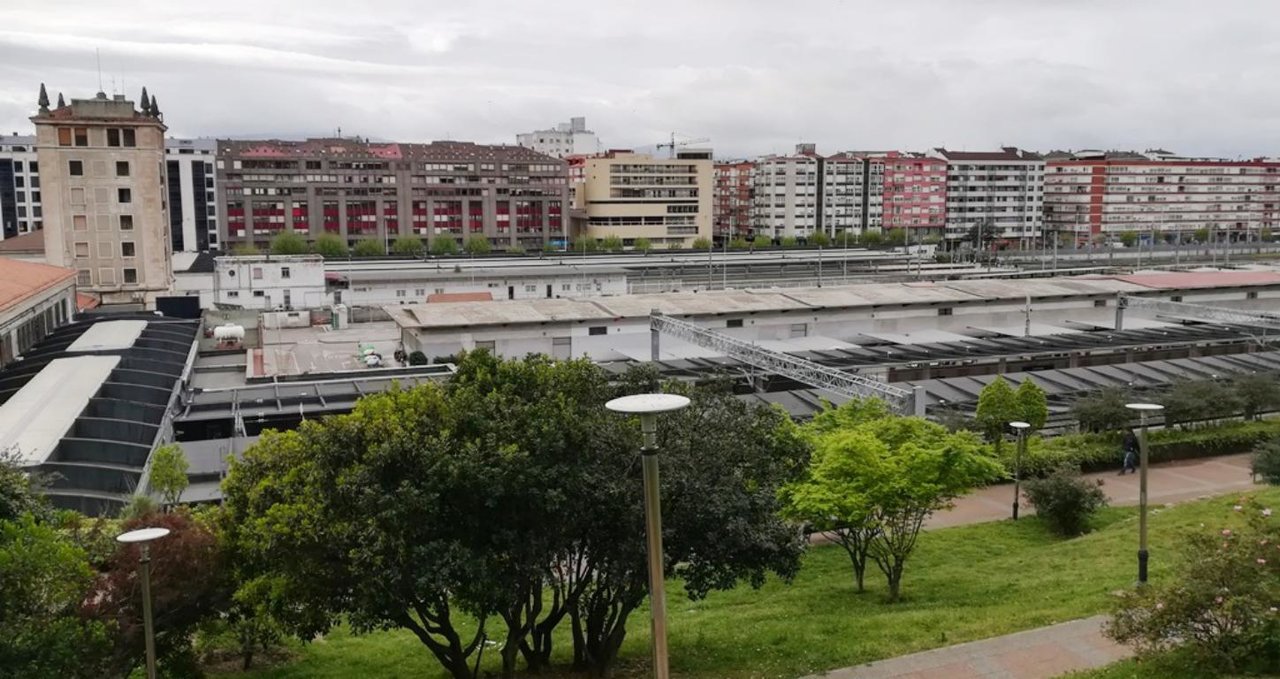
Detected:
[
  {"left": 648, "top": 311, "right": 926, "bottom": 415},
  {"left": 1115, "top": 294, "right": 1280, "bottom": 331},
  {"left": 655, "top": 132, "right": 710, "bottom": 159}
]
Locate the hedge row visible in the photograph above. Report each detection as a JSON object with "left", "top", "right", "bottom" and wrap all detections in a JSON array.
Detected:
[{"left": 994, "top": 419, "right": 1280, "bottom": 477}]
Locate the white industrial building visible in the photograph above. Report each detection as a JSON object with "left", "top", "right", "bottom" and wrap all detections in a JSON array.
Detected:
[
  {"left": 211, "top": 254, "right": 327, "bottom": 310},
  {"left": 387, "top": 270, "right": 1280, "bottom": 363},
  {"left": 516, "top": 117, "right": 601, "bottom": 159}
]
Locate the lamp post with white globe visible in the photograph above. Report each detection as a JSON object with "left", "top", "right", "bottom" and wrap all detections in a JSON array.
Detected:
[
  {"left": 605, "top": 393, "right": 690, "bottom": 679},
  {"left": 116, "top": 527, "right": 171, "bottom": 679}
]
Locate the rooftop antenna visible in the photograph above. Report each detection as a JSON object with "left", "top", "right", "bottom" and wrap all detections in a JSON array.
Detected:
[{"left": 96, "top": 48, "right": 104, "bottom": 94}]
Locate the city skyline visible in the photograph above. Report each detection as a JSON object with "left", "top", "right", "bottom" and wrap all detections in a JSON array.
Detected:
[{"left": 2, "top": 0, "right": 1280, "bottom": 159}]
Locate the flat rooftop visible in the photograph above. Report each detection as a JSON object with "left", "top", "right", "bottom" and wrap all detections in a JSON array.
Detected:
[
  {"left": 67, "top": 319, "right": 147, "bottom": 352},
  {"left": 255, "top": 322, "right": 404, "bottom": 379},
  {"left": 0, "top": 355, "right": 119, "bottom": 465}
]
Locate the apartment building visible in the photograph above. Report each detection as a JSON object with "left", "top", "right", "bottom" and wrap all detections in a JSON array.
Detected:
[
  {"left": 0, "top": 135, "right": 42, "bottom": 239},
  {"left": 881, "top": 151, "right": 947, "bottom": 237},
  {"left": 936, "top": 147, "right": 1044, "bottom": 246},
  {"left": 32, "top": 87, "right": 173, "bottom": 307},
  {"left": 516, "top": 117, "right": 600, "bottom": 159},
  {"left": 572, "top": 150, "right": 712, "bottom": 248},
  {"left": 215, "top": 138, "right": 568, "bottom": 252},
  {"left": 752, "top": 145, "right": 821, "bottom": 238},
  {"left": 166, "top": 138, "right": 218, "bottom": 251},
  {"left": 1044, "top": 150, "right": 1280, "bottom": 243},
  {"left": 713, "top": 160, "right": 754, "bottom": 237}
]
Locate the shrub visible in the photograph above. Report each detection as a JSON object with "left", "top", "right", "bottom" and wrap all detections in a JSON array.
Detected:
[
  {"left": 464, "top": 235, "right": 491, "bottom": 254},
  {"left": 312, "top": 233, "right": 348, "bottom": 258},
  {"left": 572, "top": 237, "right": 599, "bottom": 253},
  {"left": 601, "top": 235, "right": 624, "bottom": 252},
  {"left": 1106, "top": 498, "right": 1280, "bottom": 674},
  {"left": 780, "top": 236, "right": 798, "bottom": 248},
  {"left": 691, "top": 237, "right": 712, "bottom": 250},
  {"left": 861, "top": 231, "right": 884, "bottom": 247},
  {"left": 729, "top": 237, "right": 750, "bottom": 250},
  {"left": 352, "top": 239, "right": 384, "bottom": 257},
  {"left": 268, "top": 230, "right": 308, "bottom": 255},
  {"left": 391, "top": 236, "right": 425, "bottom": 257},
  {"left": 1072, "top": 387, "right": 1133, "bottom": 433},
  {"left": 1022, "top": 467, "right": 1108, "bottom": 536},
  {"left": 430, "top": 237, "right": 459, "bottom": 256},
  {"left": 1254, "top": 437, "right": 1280, "bottom": 484},
  {"left": 632, "top": 237, "right": 652, "bottom": 253},
  {"left": 232, "top": 243, "right": 261, "bottom": 256},
  {"left": 506, "top": 244, "right": 526, "bottom": 255},
  {"left": 1237, "top": 372, "right": 1280, "bottom": 420},
  {"left": 407, "top": 351, "right": 428, "bottom": 366},
  {"left": 809, "top": 231, "right": 830, "bottom": 247},
  {"left": 752, "top": 235, "right": 771, "bottom": 248}
]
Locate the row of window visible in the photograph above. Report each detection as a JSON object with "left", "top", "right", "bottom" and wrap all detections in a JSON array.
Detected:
[
  {"left": 76, "top": 267, "right": 139, "bottom": 286},
  {"left": 57, "top": 127, "right": 138, "bottom": 148}
]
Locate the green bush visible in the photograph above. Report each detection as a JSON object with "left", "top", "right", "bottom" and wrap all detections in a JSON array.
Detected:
[
  {"left": 1162, "top": 379, "right": 1241, "bottom": 426},
  {"left": 312, "top": 233, "right": 348, "bottom": 258},
  {"left": 391, "top": 236, "right": 425, "bottom": 257},
  {"left": 780, "top": 236, "right": 798, "bottom": 248},
  {"left": 809, "top": 231, "right": 830, "bottom": 247},
  {"left": 1237, "top": 372, "right": 1280, "bottom": 420},
  {"left": 464, "top": 235, "right": 491, "bottom": 254},
  {"left": 752, "top": 235, "right": 772, "bottom": 248},
  {"left": 506, "top": 244, "right": 526, "bottom": 255},
  {"left": 1072, "top": 387, "right": 1133, "bottom": 433},
  {"left": 430, "top": 237, "right": 459, "bottom": 256},
  {"left": 861, "top": 231, "right": 884, "bottom": 247},
  {"left": 692, "top": 237, "right": 712, "bottom": 250},
  {"left": 352, "top": 239, "right": 384, "bottom": 257},
  {"left": 269, "top": 230, "right": 308, "bottom": 255},
  {"left": 1022, "top": 468, "right": 1108, "bottom": 536},
  {"left": 407, "top": 351, "right": 428, "bottom": 366},
  {"left": 1254, "top": 437, "right": 1280, "bottom": 484},
  {"left": 729, "top": 237, "right": 750, "bottom": 250},
  {"left": 232, "top": 243, "right": 261, "bottom": 256},
  {"left": 572, "top": 237, "right": 599, "bottom": 253},
  {"left": 633, "top": 237, "right": 652, "bottom": 253},
  {"left": 601, "top": 235, "right": 624, "bottom": 252}
]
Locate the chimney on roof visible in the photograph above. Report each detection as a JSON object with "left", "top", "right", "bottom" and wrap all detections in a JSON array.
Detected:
[{"left": 37, "top": 83, "right": 49, "bottom": 114}]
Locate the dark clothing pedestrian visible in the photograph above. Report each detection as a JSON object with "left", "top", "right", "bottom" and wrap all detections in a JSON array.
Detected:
[{"left": 1120, "top": 431, "right": 1139, "bottom": 475}]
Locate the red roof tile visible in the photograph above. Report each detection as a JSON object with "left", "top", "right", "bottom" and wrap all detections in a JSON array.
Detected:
[{"left": 0, "top": 257, "right": 75, "bottom": 313}]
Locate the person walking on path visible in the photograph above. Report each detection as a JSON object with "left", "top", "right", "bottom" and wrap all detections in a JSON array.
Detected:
[{"left": 1119, "top": 430, "right": 1139, "bottom": 475}]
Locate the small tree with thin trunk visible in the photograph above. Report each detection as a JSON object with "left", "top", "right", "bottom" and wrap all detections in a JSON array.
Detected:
[
  {"left": 269, "top": 230, "right": 308, "bottom": 255},
  {"left": 632, "top": 237, "right": 652, "bottom": 253},
  {"left": 430, "top": 237, "right": 459, "bottom": 256},
  {"left": 391, "top": 236, "right": 425, "bottom": 257},
  {"left": 148, "top": 443, "right": 189, "bottom": 508},
  {"left": 810, "top": 231, "right": 831, "bottom": 247},
  {"left": 1015, "top": 379, "right": 1048, "bottom": 432},
  {"left": 352, "top": 239, "right": 384, "bottom": 257},
  {"left": 600, "top": 235, "right": 623, "bottom": 252},
  {"left": 975, "top": 376, "right": 1019, "bottom": 457},
  {"left": 753, "top": 234, "right": 771, "bottom": 248},
  {"left": 691, "top": 236, "right": 712, "bottom": 250},
  {"left": 312, "top": 233, "right": 348, "bottom": 258},
  {"left": 464, "top": 235, "right": 492, "bottom": 254}
]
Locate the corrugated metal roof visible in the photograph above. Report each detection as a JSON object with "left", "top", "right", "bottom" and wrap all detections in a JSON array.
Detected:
[{"left": 0, "top": 356, "right": 119, "bottom": 465}]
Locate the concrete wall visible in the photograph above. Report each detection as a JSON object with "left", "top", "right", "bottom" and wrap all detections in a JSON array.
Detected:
[{"left": 212, "top": 255, "right": 327, "bottom": 310}]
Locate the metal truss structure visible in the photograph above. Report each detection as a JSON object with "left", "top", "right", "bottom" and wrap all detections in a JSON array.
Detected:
[{"left": 1117, "top": 295, "right": 1280, "bottom": 330}]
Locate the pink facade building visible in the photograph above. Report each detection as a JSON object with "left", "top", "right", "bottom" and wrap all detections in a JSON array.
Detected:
[{"left": 881, "top": 151, "right": 947, "bottom": 236}]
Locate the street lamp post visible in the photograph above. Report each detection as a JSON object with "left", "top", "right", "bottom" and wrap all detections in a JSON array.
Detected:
[
  {"left": 1009, "top": 421, "right": 1031, "bottom": 520},
  {"left": 605, "top": 393, "right": 691, "bottom": 679},
  {"left": 1125, "top": 403, "right": 1164, "bottom": 584},
  {"left": 116, "top": 527, "right": 172, "bottom": 679}
]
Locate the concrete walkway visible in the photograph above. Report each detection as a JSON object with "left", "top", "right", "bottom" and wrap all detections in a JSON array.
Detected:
[
  {"left": 804, "top": 616, "right": 1126, "bottom": 679},
  {"left": 927, "top": 452, "right": 1259, "bottom": 529}
]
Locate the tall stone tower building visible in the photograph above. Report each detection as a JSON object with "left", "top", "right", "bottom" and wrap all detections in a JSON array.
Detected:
[{"left": 31, "top": 85, "right": 172, "bottom": 307}]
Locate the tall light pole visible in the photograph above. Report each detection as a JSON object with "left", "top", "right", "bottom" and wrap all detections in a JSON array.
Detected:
[
  {"left": 605, "top": 393, "right": 691, "bottom": 679},
  {"left": 116, "top": 527, "right": 172, "bottom": 679},
  {"left": 1125, "top": 403, "right": 1164, "bottom": 584},
  {"left": 1009, "top": 421, "right": 1030, "bottom": 520}
]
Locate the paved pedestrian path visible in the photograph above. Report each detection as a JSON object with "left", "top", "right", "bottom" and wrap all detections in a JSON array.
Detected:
[
  {"left": 803, "top": 616, "right": 1126, "bottom": 679},
  {"left": 927, "top": 452, "right": 1259, "bottom": 529}
]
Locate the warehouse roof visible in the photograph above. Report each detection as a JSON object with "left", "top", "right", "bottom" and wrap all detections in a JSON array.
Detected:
[{"left": 0, "top": 356, "right": 119, "bottom": 465}]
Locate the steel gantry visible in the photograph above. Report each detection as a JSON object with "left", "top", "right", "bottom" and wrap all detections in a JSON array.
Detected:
[
  {"left": 1115, "top": 294, "right": 1280, "bottom": 331},
  {"left": 648, "top": 311, "right": 925, "bottom": 415}
]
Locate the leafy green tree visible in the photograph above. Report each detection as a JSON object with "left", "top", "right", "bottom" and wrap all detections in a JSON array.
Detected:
[
  {"left": 1015, "top": 379, "right": 1048, "bottom": 432},
  {"left": 632, "top": 237, "right": 652, "bottom": 253},
  {"left": 1193, "top": 227, "right": 1211, "bottom": 243},
  {"left": 268, "top": 230, "right": 308, "bottom": 255},
  {"left": 810, "top": 231, "right": 831, "bottom": 247},
  {"left": 1162, "top": 379, "right": 1241, "bottom": 427},
  {"left": 506, "top": 244, "right": 526, "bottom": 255},
  {"left": 861, "top": 230, "right": 884, "bottom": 247},
  {"left": 729, "top": 237, "right": 750, "bottom": 250},
  {"left": 1261, "top": 227, "right": 1273, "bottom": 241},
  {"left": 571, "top": 237, "right": 599, "bottom": 253},
  {"left": 352, "top": 239, "right": 384, "bottom": 257},
  {"left": 975, "top": 376, "right": 1019, "bottom": 451},
  {"left": 752, "top": 234, "right": 771, "bottom": 248},
  {"left": 391, "top": 236, "right": 425, "bottom": 257},
  {"left": 0, "top": 514, "right": 110, "bottom": 678},
  {"left": 795, "top": 399, "right": 1002, "bottom": 601},
  {"left": 464, "top": 235, "right": 492, "bottom": 254},
  {"left": 1119, "top": 231, "right": 1138, "bottom": 247},
  {"left": 1252, "top": 437, "right": 1280, "bottom": 484},
  {"left": 542, "top": 241, "right": 559, "bottom": 253},
  {"left": 884, "top": 229, "right": 908, "bottom": 246},
  {"left": 0, "top": 448, "right": 51, "bottom": 522},
  {"left": 599, "top": 235, "right": 623, "bottom": 252},
  {"left": 1072, "top": 387, "right": 1133, "bottom": 433},
  {"left": 691, "top": 236, "right": 712, "bottom": 250},
  {"left": 1236, "top": 372, "right": 1280, "bottom": 420},
  {"left": 833, "top": 230, "right": 857, "bottom": 247},
  {"left": 148, "top": 443, "right": 189, "bottom": 507},
  {"left": 231, "top": 243, "right": 261, "bottom": 256},
  {"left": 780, "top": 235, "right": 798, "bottom": 247},
  {"left": 430, "top": 237, "right": 459, "bottom": 256},
  {"left": 311, "top": 233, "right": 348, "bottom": 258}
]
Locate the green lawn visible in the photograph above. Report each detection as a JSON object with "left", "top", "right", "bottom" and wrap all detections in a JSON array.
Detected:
[
  {"left": 217, "top": 488, "right": 1280, "bottom": 679},
  {"left": 1065, "top": 656, "right": 1280, "bottom": 679}
]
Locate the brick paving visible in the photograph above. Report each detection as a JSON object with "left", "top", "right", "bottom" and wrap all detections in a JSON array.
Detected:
[{"left": 803, "top": 616, "right": 1128, "bottom": 679}]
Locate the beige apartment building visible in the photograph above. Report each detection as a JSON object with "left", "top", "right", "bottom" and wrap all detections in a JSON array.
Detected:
[
  {"left": 571, "top": 150, "right": 712, "bottom": 248},
  {"left": 31, "top": 87, "right": 172, "bottom": 307}
]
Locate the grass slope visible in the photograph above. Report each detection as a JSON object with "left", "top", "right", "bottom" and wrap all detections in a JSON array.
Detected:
[{"left": 218, "top": 488, "right": 1280, "bottom": 679}]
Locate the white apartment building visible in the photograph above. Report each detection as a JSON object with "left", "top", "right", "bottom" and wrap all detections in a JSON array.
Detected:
[
  {"left": 165, "top": 138, "right": 218, "bottom": 252},
  {"left": 822, "top": 152, "right": 871, "bottom": 235},
  {"left": 936, "top": 147, "right": 1045, "bottom": 246},
  {"left": 0, "top": 135, "right": 42, "bottom": 240},
  {"left": 516, "top": 117, "right": 600, "bottom": 159},
  {"left": 753, "top": 145, "right": 820, "bottom": 238}
]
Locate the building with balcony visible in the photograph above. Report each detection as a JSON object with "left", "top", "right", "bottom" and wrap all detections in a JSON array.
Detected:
[
  {"left": 32, "top": 87, "right": 174, "bottom": 308},
  {"left": 215, "top": 138, "right": 568, "bottom": 252},
  {"left": 572, "top": 150, "right": 712, "bottom": 248},
  {"left": 1044, "top": 150, "right": 1280, "bottom": 244},
  {"left": 936, "top": 147, "right": 1044, "bottom": 246},
  {"left": 0, "top": 135, "right": 42, "bottom": 240},
  {"left": 516, "top": 117, "right": 601, "bottom": 159},
  {"left": 713, "top": 159, "right": 754, "bottom": 238},
  {"left": 752, "top": 145, "right": 885, "bottom": 240},
  {"left": 881, "top": 151, "right": 947, "bottom": 237}
]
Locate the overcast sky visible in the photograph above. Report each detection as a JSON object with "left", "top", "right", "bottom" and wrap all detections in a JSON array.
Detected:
[{"left": 1, "top": 0, "right": 1276, "bottom": 159}]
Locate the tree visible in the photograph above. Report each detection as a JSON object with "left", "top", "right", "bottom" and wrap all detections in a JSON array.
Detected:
[
  {"left": 861, "top": 230, "right": 884, "bottom": 247},
  {"left": 797, "top": 400, "right": 1002, "bottom": 601},
  {"left": 148, "top": 443, "right": 189, "bottom": 508},
  {"left": 431, "top": 237, "right": 459, "bottom": 256},
  {"left": 572, "top": 237, "right": 599, "bottom": 253},
  {"left": 0, "top": 514, "right": 110, "bottom": 678},
  {"left": 464, "top": 235, "right": 491, "bottom": 255},
  {"left": 691, "top": 236, "right": 712, "bottom": 250},
  {"left": 752, "top": 234, "right": 772, "bottom": 248},
  {"left": 780, "top": 235, "right": 798, "bottom": 248},
  {"left": 506, "top": 244, "right": 526, "bottom": 255},
  {"left": 1193, "top": 227, "right": 1211, "bottom": 243},
  {"left": 1236, "top": 372, "right": 1280, "bottom": 420},
  {"left": 884, "top": 228, "right": 908, "bottom": 246},
  {"left": 632, "top": 237, "right": 652, "bottom": 253},
  {"left": 1253, "top": 437, "right": 1280, "bottom": 484},
  {"left": 312, "top": 233, "right": 348, "bottom": 258},
  {"left": 1119, "top": 231, "right": 1139, "bottom": 247},
  {"left": 391, "top": 236, "right": 425, "bottom": 257},
  {"left": 1162, "top": 379, "right": 1241, "bottom": 427},
  {"left": 600, "top": 235, "right": 623, "bottom": 252},
  {"left": 975, "top": 376, "right": 1019, "bottom": 453},
  {"left": 0, "top": 447, "right": 51, "bottom": 523},
  {"left": 1072, "top": 387, "right": 1133, "bottom": 433},
  {"left": 1261, "top": 227, "right": 1274, "bottom": 242},
  {"left": 352, "top": 239, "right": 384, "bottom": 257},
  {"left": 729, "top": 237, "right": 750, "bottom": 250},
  {"left": 1022, "top": 468, "right": 1108, "bottom": 536},
  {"left": 231, "top": 243, "right": 261, "bottom": 256},
  {"left": 833, "top": 230, "right": 857, "bottom": 247},
  {"left": 1015, "top": 379, "right": 1048, "bottom": 432},
  {"left": 810, "top": 231, "right": 831, "bottom": 247},
  {"left": 268, "top": 230, "right": 308, "bottom": 255}
]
